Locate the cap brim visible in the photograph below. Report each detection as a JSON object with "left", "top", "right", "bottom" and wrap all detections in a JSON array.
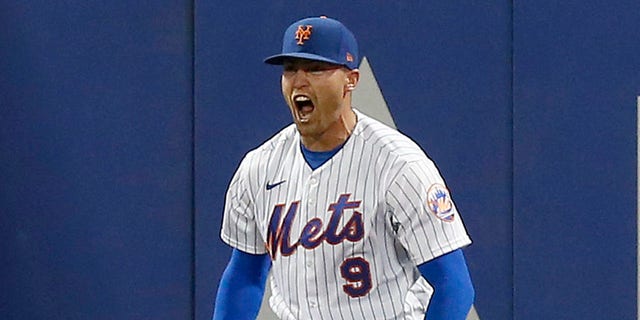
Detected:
[{"left": 264, "top": 52, "right": 344, "bottom": 67}]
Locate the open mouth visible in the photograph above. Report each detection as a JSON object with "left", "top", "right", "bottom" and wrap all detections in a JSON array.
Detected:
[{"left": 293, "top": 94, "right": 314, "bottom": 122}]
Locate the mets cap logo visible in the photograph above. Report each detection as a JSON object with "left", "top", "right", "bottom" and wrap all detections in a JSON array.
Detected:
[
  {"left": 295, "top": 25, "right": 312, "bottom": 45},
  {"left": 427, "top": 183, "right": 455, "bottom": 222}
]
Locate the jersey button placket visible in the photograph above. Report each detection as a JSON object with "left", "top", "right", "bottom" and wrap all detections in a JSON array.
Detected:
[{"left": 307, "top": 176, "right": 318, "bottom": 206}]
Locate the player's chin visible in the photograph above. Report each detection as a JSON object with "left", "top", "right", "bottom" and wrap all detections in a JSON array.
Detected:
[
  {"left": 294, "top": 120, "right": 310, "bottom": 132},
  {"left": 294, "top": 121, "right": 316, "bottom": 135}
]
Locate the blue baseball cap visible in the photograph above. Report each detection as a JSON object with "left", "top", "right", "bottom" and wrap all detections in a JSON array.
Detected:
[{"left": 264, "top": 16, "right": 359, "bottom": 70}]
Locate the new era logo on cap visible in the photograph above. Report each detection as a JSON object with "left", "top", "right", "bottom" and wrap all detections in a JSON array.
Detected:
[{"left": 264, "top": 16, "right": 359, "bottom": 70}]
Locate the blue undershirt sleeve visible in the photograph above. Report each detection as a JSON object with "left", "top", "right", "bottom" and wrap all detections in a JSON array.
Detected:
[
  {"left": 418, "top": 249, "right": 475, "bottom": 320},
  {"left": 212, "top": 249, "right": 271, "bottom": 320}
]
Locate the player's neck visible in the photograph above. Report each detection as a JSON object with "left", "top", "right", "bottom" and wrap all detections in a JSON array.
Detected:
[{"left": 301, "top": 109, "right": 357, "bottom": 152}]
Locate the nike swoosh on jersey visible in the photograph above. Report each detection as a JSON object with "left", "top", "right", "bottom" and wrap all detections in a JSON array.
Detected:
[{"left": 266, "top": 180, "right": 286, "bottom": 190}]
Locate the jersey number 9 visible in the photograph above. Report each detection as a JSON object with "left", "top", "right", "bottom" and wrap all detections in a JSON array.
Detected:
[{"left": 340, "top": 257, "right": 372, "bottom": 298}]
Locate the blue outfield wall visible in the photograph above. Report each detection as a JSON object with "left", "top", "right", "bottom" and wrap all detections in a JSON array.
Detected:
[
  {"left": 513, "top": 1, "right": 639, "bottom": 319},
  {"left": 1, "top": 1, "right": 638, "bottom": 320},
  {"left": 1, "top": 1, "right": 194, "bottom": 319}
]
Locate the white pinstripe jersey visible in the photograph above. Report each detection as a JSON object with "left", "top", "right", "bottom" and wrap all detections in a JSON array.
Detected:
[{"left": 221, "top": 110, "right": 472, "bottom": 320}]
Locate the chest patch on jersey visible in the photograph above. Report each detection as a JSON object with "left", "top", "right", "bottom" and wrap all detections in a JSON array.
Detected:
[{"left": 426, "top": 183, "right": 455, "bottom": 222}]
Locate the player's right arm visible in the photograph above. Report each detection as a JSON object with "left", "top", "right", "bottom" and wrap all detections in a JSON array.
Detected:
[
  {"left": 215, "top": 151, "right": 271, "bottom": 319},
  {"left": 213, "top": 248, "right": 271, "bottom": 320}
]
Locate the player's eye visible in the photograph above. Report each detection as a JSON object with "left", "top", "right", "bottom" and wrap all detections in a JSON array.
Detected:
[
  {"left": 282, "top": 65, "right": 297, "bottom": 76},
  {"left": 306, "top": 66, "right": 326, "bottom": 76},
  {"left": 282, "top": 63, "right": 340, "bottom": 77},
  {"left": 307, "top": 64, "right": 342, "bottom": 76}
]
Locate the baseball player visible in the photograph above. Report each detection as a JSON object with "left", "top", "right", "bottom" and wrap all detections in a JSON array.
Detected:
[{"left": 214, "top": 16, "right": 474, "bottom": 320}]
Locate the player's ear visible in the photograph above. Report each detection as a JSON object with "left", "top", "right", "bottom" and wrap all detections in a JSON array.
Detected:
[{"left": 345, "top": 69, "right": 359, "bottom": 91}]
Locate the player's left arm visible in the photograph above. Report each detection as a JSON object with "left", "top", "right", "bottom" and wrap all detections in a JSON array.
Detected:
[{"left": 418, "top": 249, "right": 474, "bottom": 320}]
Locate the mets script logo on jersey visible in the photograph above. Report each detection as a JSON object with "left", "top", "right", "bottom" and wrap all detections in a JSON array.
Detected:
[
  {"left": 266, "top": 194, "right": 364, "bottom": 260},
  {"left": 427, "top": 183, "right": 455, "bottom": 222},
  {"left": 295, "top": 25, "right": 312, "bottom": 45}
]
